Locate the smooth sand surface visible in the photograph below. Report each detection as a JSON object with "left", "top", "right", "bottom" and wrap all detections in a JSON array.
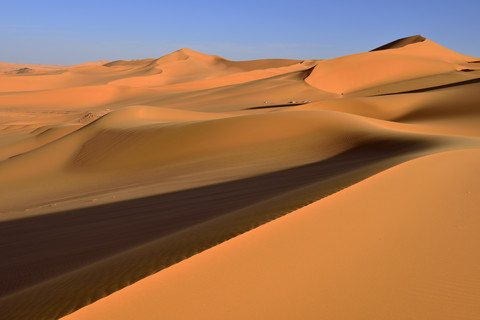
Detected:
[
  {"left": 0, "top": 36, "right": 479, "bottom": 320},
  {"left": 62, "top": 149, "right": 480, "bottom": 320}
]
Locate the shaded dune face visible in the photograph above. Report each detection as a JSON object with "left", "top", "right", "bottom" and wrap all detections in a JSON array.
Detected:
[
  {"left": 370, "top": 34, "right": 427, "bottom": 51},
  {"left": 0, "top": 36, "right": 479, "bottom": 320}
]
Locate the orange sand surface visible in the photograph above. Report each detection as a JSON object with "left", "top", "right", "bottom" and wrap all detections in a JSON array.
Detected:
[
  {"left": 63, "top": 149, "right": 480, "bottom": 320},
  {"left": 0, "top": 35, "right": 479, "bottom": 319}
]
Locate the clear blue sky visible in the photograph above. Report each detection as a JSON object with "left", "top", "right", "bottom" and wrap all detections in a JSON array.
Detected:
[{"left": 1, "top": 0, "right": 479, "bottom": 65}]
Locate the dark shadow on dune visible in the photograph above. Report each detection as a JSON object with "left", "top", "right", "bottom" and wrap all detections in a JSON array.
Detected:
[
  {"left": 371, "top": 77, "right": 480, "bottom": 96},
  {"left": 247, "top": 102, "right": 308, "bottom": 110},
  {"left": 0, "top": 138, "right": 432, "bottom": 320}
]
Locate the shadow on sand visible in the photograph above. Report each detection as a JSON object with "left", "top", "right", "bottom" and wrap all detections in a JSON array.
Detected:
[{"left": 0, "top": 138, "right": 432, "bottom": 320}]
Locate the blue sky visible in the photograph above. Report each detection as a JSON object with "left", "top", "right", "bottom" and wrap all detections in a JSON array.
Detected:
[{"left": 1, "top": 0, "right": 479, "bottom": 64}]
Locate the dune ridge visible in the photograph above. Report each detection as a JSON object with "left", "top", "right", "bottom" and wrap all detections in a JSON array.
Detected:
[
  {"left": 370, "top": 34, "right": 427, "bottom": 51},
  {"left": 0, "top": 35, "right": 479, "bottom": 320}
]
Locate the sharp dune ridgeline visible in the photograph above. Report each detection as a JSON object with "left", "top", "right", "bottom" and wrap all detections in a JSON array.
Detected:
[{"left": 0, "top": 36, "right": 479, "bottom": 320}]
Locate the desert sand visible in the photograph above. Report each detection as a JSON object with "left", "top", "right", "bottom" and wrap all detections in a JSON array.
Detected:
[{"left": 0, "top": 35, "right": 479, "bottom": 319}]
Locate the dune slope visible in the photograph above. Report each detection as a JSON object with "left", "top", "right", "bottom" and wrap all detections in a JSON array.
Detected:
[{"left": 61, "top": 149, "right": 480, "bottom": 320}]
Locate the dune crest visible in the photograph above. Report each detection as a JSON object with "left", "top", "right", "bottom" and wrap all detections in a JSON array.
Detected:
[{"left": 370, "top": 34, "right": 427, "bottom": 51}]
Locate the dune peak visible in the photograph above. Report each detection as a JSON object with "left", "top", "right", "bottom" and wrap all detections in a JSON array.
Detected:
[
  {"left": 370, "top": 35, "right": 427, "bottom": 51},
  {"left": 177, "top": 47, "right": 202, "bottom": 55},
  {"left": 154, "top": 47, "right": 223, "bottom": 66}
]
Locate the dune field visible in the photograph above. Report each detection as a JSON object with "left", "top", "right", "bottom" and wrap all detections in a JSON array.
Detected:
[{"left": 0, "top": 35, "right": 479, "bottom": 319}]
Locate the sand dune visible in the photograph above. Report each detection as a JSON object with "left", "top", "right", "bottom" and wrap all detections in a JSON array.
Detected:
[
  {"left": 0, "top": 62, "right": 66, "bottom": 74},
  {"left": 305, "top": 38, "right": 478, "bottom": 94},
  {"left": 61, "top": 149, "right": 480, "bottom": 320},
  {"left": 0, "top": 107, "right": 433, "bottom": 214},
  {"left": 299, "top": 78, "right": 480, "bottom": 135},
  {"left": 0, "top": 36, "right": 479, "bottom": 320}
]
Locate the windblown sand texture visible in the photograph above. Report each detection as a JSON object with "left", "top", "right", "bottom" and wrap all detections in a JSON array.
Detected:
[{"left": 0, "top": 35, "right": 479, "bottom": 320}]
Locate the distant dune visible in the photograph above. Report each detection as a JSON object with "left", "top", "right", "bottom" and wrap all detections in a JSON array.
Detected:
[
  {"left": 305, "top": 38, "right": 477, "bottom": 94},
  {"left": 0, "top": 60, "right": 109, "bottom": 74},
  {"left": 0, "top": 36, "right": 479, "bottom": 320}
]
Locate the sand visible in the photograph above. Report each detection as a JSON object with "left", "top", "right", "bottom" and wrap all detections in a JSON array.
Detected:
[
  {"left": 0, "top": 36, "right": 479, "bottom": 320},
  {"left": 62, "top": 149, "right": 480, "bottom": 320}
]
